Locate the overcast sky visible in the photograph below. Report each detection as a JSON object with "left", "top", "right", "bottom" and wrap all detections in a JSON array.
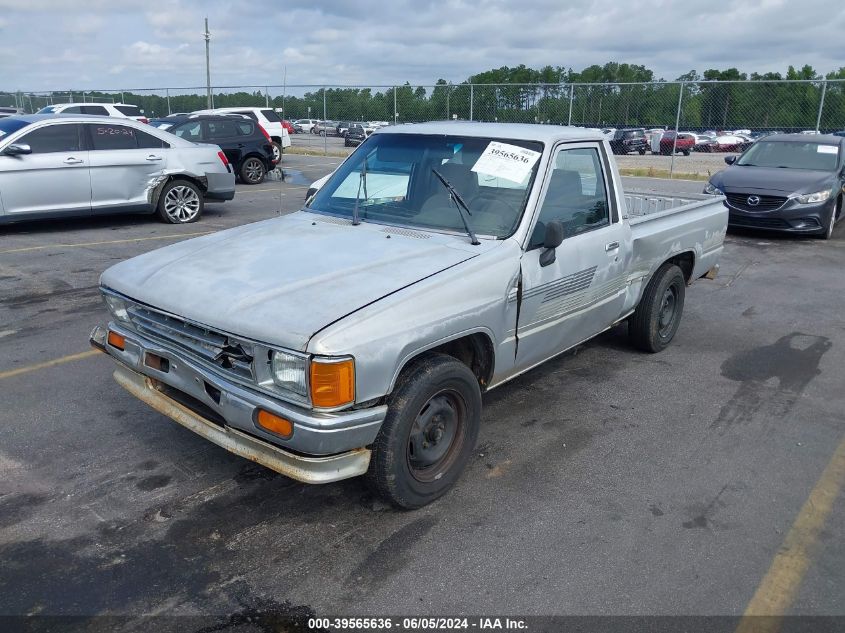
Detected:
[{"left": 1, "top": 0, "right": 843, "bottom": 93}]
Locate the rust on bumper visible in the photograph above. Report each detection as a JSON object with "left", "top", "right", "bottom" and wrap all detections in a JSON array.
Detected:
[{"left": 111, "top": 363, "right": 371, "bottom": 484}]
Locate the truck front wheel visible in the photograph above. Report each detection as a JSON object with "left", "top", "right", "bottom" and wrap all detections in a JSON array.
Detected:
[
  {"left": 628, "top": 263, "right": 686, "bottom": 353},
  {"left": 367, "top": 354, "right": 482, "bottom": 509}
]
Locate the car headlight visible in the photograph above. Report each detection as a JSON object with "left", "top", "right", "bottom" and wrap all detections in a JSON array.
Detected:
[
  {"left": 703, "top": 183, "right": 724, "bottom": 195},
  {"left": 796, "top": 189, "right": 831, "bottom": 204},
  {"left": 103, "top": 293, "right": 130, "bottom": 323},
  {"left": 271, "top": 350, "right": 308, "bottom": 397}
]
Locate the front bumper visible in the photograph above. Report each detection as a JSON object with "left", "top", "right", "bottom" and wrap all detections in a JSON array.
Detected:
[
  {"left": 726, "top": 197, "right": 835, "bottom": 234},
  {"left": 90, "top": 324, "right": 386, "bottom": 483}
]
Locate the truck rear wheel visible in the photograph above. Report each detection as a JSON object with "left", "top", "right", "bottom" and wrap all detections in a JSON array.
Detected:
[
  {"left": 367, "top": 354, "right": 481, "bottom": 509},
  {"left": 628, "top": 263, "right": 686, "bottom": 353}
]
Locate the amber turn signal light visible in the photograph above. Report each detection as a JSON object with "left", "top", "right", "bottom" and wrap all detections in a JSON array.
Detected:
[
  {"left": 310, "top": 358, "right": 355, "bottom": 408},
  {"left": 256, "top": 410, "right": 294, "bottom": 439},
  {"left": 107, "top": 330, "right": 126, "bottom": 351}
]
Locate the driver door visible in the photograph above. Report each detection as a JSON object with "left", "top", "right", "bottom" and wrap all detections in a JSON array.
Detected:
[{"left": 515, "top": 142, "right": 630, "bottom": 370}]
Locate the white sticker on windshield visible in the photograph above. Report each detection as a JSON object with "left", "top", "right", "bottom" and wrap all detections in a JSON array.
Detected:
[
  {"left": 471, "top": 141, "right": 541, "bottom": 183},
  {"left": 817, "top": 145, "right": 838, "bottom": 154}
]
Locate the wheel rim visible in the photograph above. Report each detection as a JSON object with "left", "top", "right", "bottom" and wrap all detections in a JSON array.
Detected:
[
  {"left": 407, "top": 389, "right": 467, "bottom": 482},
  {"left": 272, "top": 144, "right": 281, "bottom": 162},
  {"left": 164, "top": 185, "right": 200, "bottom": 222},
  {"left": 657, "top": 286, "right": 678, "bottom": 338},
  {"left": 243, "top": 159, "right": 264, "bottom": 183}
]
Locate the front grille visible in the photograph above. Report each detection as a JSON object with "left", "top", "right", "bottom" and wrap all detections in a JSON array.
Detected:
[
  {"left": 729, "top": 213, "right": 790, "bottom": 229},
  {"left": 725, "top": 193, "right": 787, "bottom": 212},
  {"left": 127, "top": 305, "right": 255, "bottom": 381}
]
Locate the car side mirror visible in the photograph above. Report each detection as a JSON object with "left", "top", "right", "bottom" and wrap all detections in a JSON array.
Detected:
[
  {"left": 2, "top": 143, "right": 31, "bottom": 156},
  {"left": 724, "top": 156, "right": 736, "bottom": 165},
  {"left": 539, "top": 221, "right": 565, "bottom": 267}
]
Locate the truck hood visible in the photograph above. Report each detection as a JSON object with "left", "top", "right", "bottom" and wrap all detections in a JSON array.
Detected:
[{"left": 101, "top": 212, "right": 485, "bottom": 351}]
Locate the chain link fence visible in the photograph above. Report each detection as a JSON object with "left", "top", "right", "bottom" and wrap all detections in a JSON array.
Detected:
[{"left": 2, "top": 80, "right": 842, "bottom": 174}]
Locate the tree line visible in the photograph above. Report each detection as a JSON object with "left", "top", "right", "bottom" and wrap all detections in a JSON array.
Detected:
[{"left": 8, "top": 62, "right": 845, "bottom": 131}]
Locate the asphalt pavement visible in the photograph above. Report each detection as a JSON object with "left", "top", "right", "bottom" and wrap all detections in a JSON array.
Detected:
[{"left": 0, "top": 154, "right": 843, "bottom": 626}]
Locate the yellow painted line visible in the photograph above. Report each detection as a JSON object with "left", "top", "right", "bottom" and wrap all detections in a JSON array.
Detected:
[
  {"left": 0, "top": 350, "right": 100, "bottom": 381},
  {"left": 0, "top": 231, "right": 214, "bottom": 255},
  {"left": 735, "top": 435, "right": 845, "bottom": 633}
]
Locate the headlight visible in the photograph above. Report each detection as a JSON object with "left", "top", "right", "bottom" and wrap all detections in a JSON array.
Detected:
[
  {"left": 103, "top": 294, "right": 130, "bottom": 323},
  {"left": 796, "top": 189, "right": 831, "bottom": 204},
  {"left": 703, "top": 183, "right": 724, "bottom": 195},
  {"left": 271, "top": 350, "right": 308, "bottom": 397}
]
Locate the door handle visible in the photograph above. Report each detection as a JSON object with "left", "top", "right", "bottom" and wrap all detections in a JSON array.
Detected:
[
  {"left": 64, "top": 157, "right": 83, "bottom": 164},
  {"left": 605, "top": 241, "right": 620, "bottom": 252},
  {"left": 145, "top": 155, "right": 163, "bottom": 161}
]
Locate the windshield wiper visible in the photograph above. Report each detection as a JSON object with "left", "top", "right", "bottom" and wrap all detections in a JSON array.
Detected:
[
  {"left": 352, "top": 157, "right": 369, "bottom": 226},
  {"left": 431, "top": 168, "right": 480, "bottom": 245}
]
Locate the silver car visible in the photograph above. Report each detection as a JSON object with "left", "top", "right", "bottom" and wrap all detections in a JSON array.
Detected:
[{"left": 0, "top": 114, "right": 235, "bottom": 225}]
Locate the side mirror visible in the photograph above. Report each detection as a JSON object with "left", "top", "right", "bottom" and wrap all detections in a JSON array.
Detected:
[
  {"left": 2, "top": 143, "right": 31, "bottom": 156},
  {"left": 539, "top": 221, "right": 565, "bottom": 267},
  {"left": 724, "top": 156, "right": 736, "bottom": 165}
]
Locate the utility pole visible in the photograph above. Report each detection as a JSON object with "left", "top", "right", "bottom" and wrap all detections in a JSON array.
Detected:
[{"left": 204, "top": 17, "right": 212, "bottom": 109}]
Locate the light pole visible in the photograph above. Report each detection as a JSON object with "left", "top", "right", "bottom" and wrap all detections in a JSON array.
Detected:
[{"left": 204, "top": 17, "right": 212, "bottom": 109}]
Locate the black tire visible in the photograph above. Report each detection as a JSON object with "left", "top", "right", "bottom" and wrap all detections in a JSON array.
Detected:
[
  {"left": 344, "top": 139, "right": 351, "bottom": 147},
  {"left": 156, "top": 179, "right": 203, "bottom": 224},
  {"left": 628, "top": 263, "right": 686, "bottom": 353},
  {"left": 683, "top": 149, "right": 691, "bottom": 156},
  {"left": 239, "top": 156, "right": 266, "bottom": 184},
  {"left": 638, "top": 148, "right": 646, "bottom": 155},
  {"left": 367, "top": 354, "right": 482, "bottom": 509}
]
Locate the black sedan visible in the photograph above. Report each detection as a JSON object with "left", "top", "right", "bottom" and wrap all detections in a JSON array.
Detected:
[
  {"left": 705, "top": 134, "right": 844, "bottom": 239},
  {"left": 150, "top": 114, "right": 276, "bottom": 184}
]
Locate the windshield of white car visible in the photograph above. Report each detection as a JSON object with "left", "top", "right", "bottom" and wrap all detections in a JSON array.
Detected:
[
  {"left": 307, "top": 133, "right": 544, "bottom": 239},
  {"left": 736, "top": 141, "right": 839, "bottom": 171}
]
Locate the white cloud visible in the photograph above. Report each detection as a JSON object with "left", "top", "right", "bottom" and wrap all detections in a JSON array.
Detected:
[{"left": 0, "top": 0, "right": 842, "bottom": 92}]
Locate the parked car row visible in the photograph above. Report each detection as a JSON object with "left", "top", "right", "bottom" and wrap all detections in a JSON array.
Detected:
[{"left": 290, "top": 118, "right": 390, "bottom": 137}]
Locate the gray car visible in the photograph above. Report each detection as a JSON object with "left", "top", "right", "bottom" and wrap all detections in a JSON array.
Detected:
[{"left": 0, "top": 114, "right": 235, "bottom": 225}]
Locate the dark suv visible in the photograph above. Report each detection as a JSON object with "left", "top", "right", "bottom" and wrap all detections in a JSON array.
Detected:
[
  {"left": 344, "top": 124, "right": 370, "bottom": 147},
  {"left": 608, "top": 128, "right": 648, "bottom": 155},
  {"left": 150, "top": 114, "right": 276, "bottom": 184}
]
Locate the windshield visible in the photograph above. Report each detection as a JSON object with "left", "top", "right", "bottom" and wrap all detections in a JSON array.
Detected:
[
  {"left": 737, "top": 140, "right": 840, "bottom": 170},
  {"left": 308, "top": 133, "right": 544, "bottom": 239}
]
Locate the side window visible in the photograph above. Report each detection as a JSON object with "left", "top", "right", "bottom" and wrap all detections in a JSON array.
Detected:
[
  {"left": 89, "top": 124, "right": 140, "bottom": 150},
  {"left": 171, "top": 122, "right": 203, "bottom": 141},
  {"left": 235, "top": 121, "right": 255, "bottom": 136},
  {"left": 261, "top": 109, "right": 281, "bottom": 122},
  {"left": 206, "top": 120, "right": 239, "bottom": 139},
  {"left": 82, "top": 105, "right": 109, "bottom": 115},
  {"left": 232, "top": 110, "right": 258, "bottom": 121},
  {"left": 530, "top": 147, "right": 610, "bottom": 247},
  {"left": 18, "top": 124, "right": 81, "bottom": 153},
  {"left": 62, "top": 106, "right": 83, "bottom": 114},
  {"left": 135, "top": 129, "right": 168, "bottom": 149}
]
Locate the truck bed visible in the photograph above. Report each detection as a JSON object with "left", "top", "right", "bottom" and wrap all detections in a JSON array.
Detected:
[{"left": 624, "top": 190, "right": 728, "bottom": 282}]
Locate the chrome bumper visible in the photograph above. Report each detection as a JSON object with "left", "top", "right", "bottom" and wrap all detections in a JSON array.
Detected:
[{"left": 90, "top": 324, "right": 385, "bottom": 484}]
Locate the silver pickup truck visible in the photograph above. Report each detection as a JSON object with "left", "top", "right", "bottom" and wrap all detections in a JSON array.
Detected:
[{"left": 91, "top": 122, "right": 727, "bottom": 509}]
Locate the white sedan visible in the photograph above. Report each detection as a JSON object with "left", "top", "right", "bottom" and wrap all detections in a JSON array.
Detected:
[{"left": 0, "top": 114, "right": 235, "bottom": 225}]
